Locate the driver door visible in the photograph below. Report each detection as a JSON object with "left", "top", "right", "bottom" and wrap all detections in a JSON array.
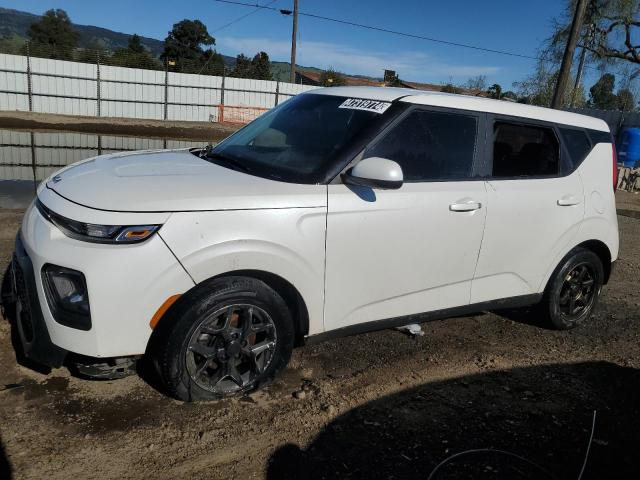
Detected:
[{"left": 324, "top": 106, "right": 487, "bottom": 331}]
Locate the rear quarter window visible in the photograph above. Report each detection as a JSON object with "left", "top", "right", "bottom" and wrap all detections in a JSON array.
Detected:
[{"left": 560, "top": 128, "right": 592, "bottom": 171}]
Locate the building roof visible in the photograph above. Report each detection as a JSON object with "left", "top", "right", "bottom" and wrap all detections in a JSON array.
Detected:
[
  {"left": 399, "top": 80, "right": 488, "bottom": 97},
  {"left": 295, "top": 70, "right": 489, "bottom": 96},
  {"left": 296, "top": 69, "right": 383, "bottom": 87}
]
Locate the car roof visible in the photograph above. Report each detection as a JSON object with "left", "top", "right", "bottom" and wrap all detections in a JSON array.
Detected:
[{"left": 306, "top": 86, "right": 610, "bottom": 132}]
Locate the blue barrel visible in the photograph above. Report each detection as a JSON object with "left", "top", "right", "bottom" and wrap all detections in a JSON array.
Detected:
[{"left": 616, "top": 128, "right": 640, "bottom": 167}]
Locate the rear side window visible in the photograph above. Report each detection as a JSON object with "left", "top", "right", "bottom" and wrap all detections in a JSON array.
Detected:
[
  {"left": 560, "top": 128, "right": 592, "bottom": 170},
  {"left": 363, "top": 109, "right": 477, "bottom": 182},
  {"left": 492, "top": 122, "right": 560, "bottom": 177}
]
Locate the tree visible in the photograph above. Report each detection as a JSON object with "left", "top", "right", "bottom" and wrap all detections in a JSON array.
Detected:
[
  {"left": 230, "top": 54, "right": 252, "bottom": 78},
  {"left": 582, "top": 0, "right": 640, "bottom": 64},
  {"left": 251, "top": 51, "right": 272, "bottom": 80},
  {"left": 109, "top": 34, "right": 161, "bottom": 70},
  {"left": 27, "top": 9, "right": 79, "bottom": 59},
  {"left": 514, "top": 60, "right": 586, "bottom": 107},
  {"left": 319, "top": 68, "right": 347, "bottom": 87},
  {"left": 589, "top": 73, "right": 618, "bottom": 108},
  {"left": 127, "top": 34, "right": 145, "bottom": 54},
  {"left": 488, "top": 83, "right": 503, "bottom": 99},
  {"left": 198, "top": 50, "right": 225, "bottom": 75},
  {"left": 74, "top": 39, "right": 108, "bottom": 64},
  {"left": 502, "top": 90, "right": 519, "bottom": 101},
  {"left": 465, "top": 75, "right": 488, "bottom": 91},
  {"left": 547, "top": 1, "right": 640, "bottom": 66},
  {"left": 617, "top": 87, "right": 636, "bottom": 110},
  {"left": 161, "top": 19, "right": 215, "bottom": 72},
  {"left": 440, "top": 83, "right": 460, "bottom": 94}
]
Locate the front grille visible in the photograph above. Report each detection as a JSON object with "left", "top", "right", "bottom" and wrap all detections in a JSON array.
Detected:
[{"left": 13, "top": 256, "right": 34, "bottom": 343}]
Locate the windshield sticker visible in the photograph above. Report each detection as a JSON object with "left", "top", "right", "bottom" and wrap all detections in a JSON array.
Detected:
[{"left": 339, "top": 98, "right": 391, "bottom": 114}]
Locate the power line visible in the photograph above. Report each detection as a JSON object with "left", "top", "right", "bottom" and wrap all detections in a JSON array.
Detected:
[
  {"left": 201, "top": 1, "right": 279, "bottom": 74},
  {"left": 212, "top": 0, "right": 614, "bottom": 82},
  {"left": 212, "top": 0, "right": 539, "bottom": 60},
  {"left": 211, "top": 0, "right": 279, "bottom": 33}
]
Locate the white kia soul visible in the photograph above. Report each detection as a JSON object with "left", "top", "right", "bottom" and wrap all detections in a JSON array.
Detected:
[{"left": 3, "top": 86, "right": 619, "bottom": 401}]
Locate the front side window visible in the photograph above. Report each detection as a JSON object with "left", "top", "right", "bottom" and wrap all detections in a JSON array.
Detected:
[
  {"left": 493, "top": 122, "right": 560, "bottom": 177},
  {"left": 209, "top": 94, "right": 384, "bottom": 183},
  {"left": 363, "top": 109, "right": 478, "bottom": 182}
]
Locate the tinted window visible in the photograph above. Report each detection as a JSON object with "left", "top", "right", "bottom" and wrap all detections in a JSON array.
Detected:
[
  {"left": 560, "top": 128, "right": 592, "bottom": 169},
  {"left": 363, "top": 109, "right": 477, "bottom": 181},
  {"left": 210, "top": 94, "right": 381, "bottom": 183},
  {"left": 492, "top": 122, "right": 560, "bottom": 177}
]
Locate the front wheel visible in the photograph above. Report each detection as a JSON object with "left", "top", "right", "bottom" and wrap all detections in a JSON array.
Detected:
[
  {"left": 542, "top": 248, "right": 604, "bottom": 330},
  {"left": 152, "top": 276, "right": 294, "bottom": 401}
]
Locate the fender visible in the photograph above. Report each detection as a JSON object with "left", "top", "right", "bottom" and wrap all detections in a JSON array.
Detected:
[
  {"left": 158, "top": 208, "right": 327, "bottom": 335},
  {"left": 538, "top": 144, "right": 619, "bottom": 293}
]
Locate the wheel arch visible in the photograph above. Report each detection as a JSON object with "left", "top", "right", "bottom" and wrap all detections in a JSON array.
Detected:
[
  {"left": 151, "top": 269, "right": 310, "bottom": 347},
  {"left": 541, "top": 238, "right": 613, "bottom": 295},
  {"left": 220, "top": 270, "right": 310, "bottom": 346},
  {"left": 574, "top": 239, "right": 612, "bottom": 284}
]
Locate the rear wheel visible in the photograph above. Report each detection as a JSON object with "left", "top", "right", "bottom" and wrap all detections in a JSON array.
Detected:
[
  {"left": 152, "top": 276, "right": 294, "bottom": 401},
  {"left": 542, "top": 248, "right": 604, "bottom": 330}
]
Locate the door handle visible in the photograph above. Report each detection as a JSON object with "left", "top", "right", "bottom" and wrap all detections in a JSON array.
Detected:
[
  {"left": 557, "top": 195, "right": 582, "bottom": 206},
  {"left": 449, "top": 200, "right": 482, "bottom": 212}
]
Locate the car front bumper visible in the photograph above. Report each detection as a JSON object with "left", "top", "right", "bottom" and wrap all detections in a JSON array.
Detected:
[
  {"left": 10, "top": 196, "right": 195, "bottom": 365},
  {"left": 10, "top": 232, "right": 68, "bottom": 367}
]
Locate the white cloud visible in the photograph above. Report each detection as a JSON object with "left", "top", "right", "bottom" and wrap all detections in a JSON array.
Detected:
[{"left": 217, "top": 36, "right": 501, "bottom": 82}]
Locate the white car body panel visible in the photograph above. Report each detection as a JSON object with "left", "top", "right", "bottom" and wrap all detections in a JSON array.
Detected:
[
  {"left": 538, "top": 144, "right": 619, "bottom": 288},
  {"left": 158, "top": 203, "right": 328, "bottom": 336},
  {"left": 20, "top": 200, "right": 194, "bottom": 357},
  {"left": 324, "top": 181, "right": 487, "bottom": 330},
  {"left": 470, "top": 171, "right": 585, "bottom": 303},
  {"left": 46, "top": 149, "right": 325, "bottom": 212},
  {"left": 15, "top": 86, "right": 619, "bottom": 364}
]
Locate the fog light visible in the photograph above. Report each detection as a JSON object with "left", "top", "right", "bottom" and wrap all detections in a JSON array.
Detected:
[{"left": 42, "top": 264, "right": 91, "bottom": 330}]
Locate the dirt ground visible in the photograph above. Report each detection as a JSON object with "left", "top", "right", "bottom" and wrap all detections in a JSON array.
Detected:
[
  {"left": 0, "top": 111, "right": 240, "bottom": 141},
  {"left": 0, "top": 192, "right": 639, "bottom": 480}
]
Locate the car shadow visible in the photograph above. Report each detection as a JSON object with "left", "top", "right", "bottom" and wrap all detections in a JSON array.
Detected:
[
  {"left": 0, "top": 436, "right": 12, "bottom": 480},
  {"left": 267, "top": 361, "right": 640, "bottom": 480},
  {"left": 617, "top": 208, "right": 640, "bottom": 220},
  {"left": 346, "top": 184, "right": 377, "bottom": 202},
  {"left": 489, "top": 305, "right": 554, "bottom": 329}
]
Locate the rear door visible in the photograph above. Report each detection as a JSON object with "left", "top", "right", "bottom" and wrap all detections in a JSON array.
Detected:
[
  {"left": 471, "top": 117, "right": 585, "bottom": 303},
  {"left": 324, "top": 106, "right": 488, "bottom": 331}
]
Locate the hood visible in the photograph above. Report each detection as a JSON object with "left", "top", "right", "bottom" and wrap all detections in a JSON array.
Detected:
[{"left": 46, "top": 149, "right": 326, "bottom": 212}]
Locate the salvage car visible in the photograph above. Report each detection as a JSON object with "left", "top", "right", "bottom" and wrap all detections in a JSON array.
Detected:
[{"left": 2, "top": 86, "right": 619, "bottom": 401}]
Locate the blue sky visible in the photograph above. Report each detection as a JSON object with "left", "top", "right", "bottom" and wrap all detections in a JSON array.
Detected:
[{"left": 4, "top": 0, "right": 569, "bottom": 89}]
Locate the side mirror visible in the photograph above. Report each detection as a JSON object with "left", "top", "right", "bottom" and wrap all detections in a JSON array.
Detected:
[{"left": 342, "top": 157, "right": 403, "bottom": 190}]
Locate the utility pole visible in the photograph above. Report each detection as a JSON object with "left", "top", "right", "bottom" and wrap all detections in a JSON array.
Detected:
[
  {"left": 289, "top": 0, "right": 299, "bottom": 84},
  {"left": 552, "top": 0, "right": 588, "bottom": 109},
  {"left": 570, "top": 46, "right": 587, "bottom": 107},
  {"left": 570, "top": 23, "right": 594, "bottom": 108}
]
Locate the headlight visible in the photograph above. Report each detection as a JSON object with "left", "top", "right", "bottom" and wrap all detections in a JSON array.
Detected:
[
  {"left": 42, "top": 264, "right": 91, "bottom": 330},
  {"left": 36, "top": 200, "right": 160, "bottom": 244}
]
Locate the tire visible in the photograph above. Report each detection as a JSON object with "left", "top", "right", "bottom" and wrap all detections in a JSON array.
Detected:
[
  {"left": 1, "top": 262, "right": 16, "bottom": 319},
  {"left": 151, "top": 276, "right": 294, "bottom": 401},
  {"left": 541, "top": 247, "right": 604, "bottom": 330}
]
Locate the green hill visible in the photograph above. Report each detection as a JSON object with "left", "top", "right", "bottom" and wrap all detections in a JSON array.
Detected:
[
  {"left": 0, "top": 7, "right": 167, "bottom": 56},
  {"left": 0, "top": 7, "right": 370, "bottom": 82}
]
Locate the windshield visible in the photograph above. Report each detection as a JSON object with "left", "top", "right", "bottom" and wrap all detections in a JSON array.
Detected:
[{"left": 209, "top": 94, "right": 385, "bottom": 183}]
